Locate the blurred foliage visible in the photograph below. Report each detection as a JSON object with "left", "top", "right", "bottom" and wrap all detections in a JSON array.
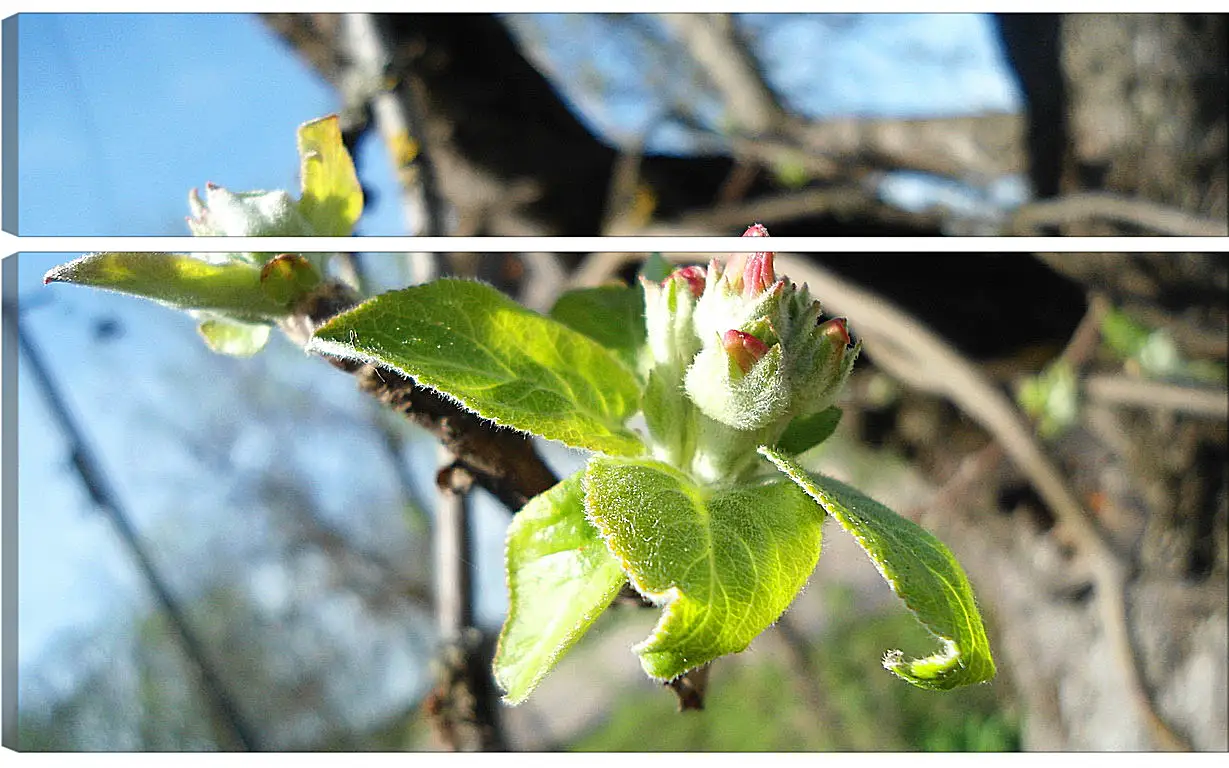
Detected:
[
  {"left": 1101, "top": 307, "right": 1227, "bottom": 384},
  {"left": 571, "top": 585, "right": 1020, "bottom": 752},
  {"left": 1017, "top": 359, "right": 1079, "bottom": 439}
]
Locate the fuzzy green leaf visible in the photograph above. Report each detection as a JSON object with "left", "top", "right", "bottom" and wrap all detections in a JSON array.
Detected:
[
  {"left": 585, "top": 457, "right": 823, "bottom": 680},
  {"left": 197, "top": 319, "right": 272, "bottom": 357},
  {"left": 548, "top": 285, "right": 646, "bottom": 372},
  {"left": 44, "top": 253, "right": 289, "bottom": 323},
  {"left": 776, "top": 406, "right": 842, "bottom": 455},
  {"left": 494, "top": 473, "right": 628, "bottom": 704},
  {"left": 297, "top": 115, "right": 364, "bottom": 236},
  {"left": 760, "top": 446, "right": 996, "bottom": 690},
  {"left": 308, "top": 279, "right": 645, "bottom": 456}
]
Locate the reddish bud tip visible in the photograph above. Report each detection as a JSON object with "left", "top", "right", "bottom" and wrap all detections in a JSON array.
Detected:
[
  {"left": 818, "top": 317, "right": 851, "bottom": 347},
  {"left": 667, "top": 265, "right": 706, "bottom": 298},
  {"left": 205, "top": 181, "right": 219, "bottom": 190},
  {"left": 742, "top": 251, "right": 775, "bottom": 297},
  {"left": 742, "top": 223, "right": 770, "bottom": 238},
  {"left": 722, "top": 329, "right": 770, "bottom": 374}
]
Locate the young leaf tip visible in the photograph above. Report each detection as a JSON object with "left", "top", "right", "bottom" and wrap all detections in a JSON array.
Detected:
[{"left": 42, "top": 254, "right": 93, "bottom": 285}]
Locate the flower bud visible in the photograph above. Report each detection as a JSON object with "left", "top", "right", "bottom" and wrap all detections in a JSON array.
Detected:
[
  {"left": 721, "top": 329, "right": 770, "bottom": 375},
  {"left": 742, "top": 251, "right": 776, "bottom": 297},
  {"left": 672, "top": 266, "right": 706, "bottom": 298},
  {"left": 640, "top": 224, "right": 860, "bottom": 483},
  {"left": 641, "top": 267, "right": 705, "bottom": 371},
  {"left": 818, "top": 317, "right": 851, "bottom": 348},
  {"left": 685, "top": 340, "right": 789, "bottom": 432},
  {"left": 186, "top": 183, "right": 313, "bottom": 239}
]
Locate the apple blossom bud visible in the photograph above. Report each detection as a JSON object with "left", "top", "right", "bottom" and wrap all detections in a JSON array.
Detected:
[
  {"left": 722, "top": 329, "right": 770, "bottom": 375},
  {"left": 670, "top": 266, "right": 706, "bottom": 298},
  {"left": 641, "top": 223, "right": 860, "bottom": 483},
  {"left": 742, "top": 252, "right": 776, "bottom": 297},
  {"left": 818, "top": 317, "right": 851, "bottom": 347}
]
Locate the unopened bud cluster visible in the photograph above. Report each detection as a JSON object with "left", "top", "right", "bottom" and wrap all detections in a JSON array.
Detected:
[{"left": 640, "top": 224, "right": 860, "bottom": 483}]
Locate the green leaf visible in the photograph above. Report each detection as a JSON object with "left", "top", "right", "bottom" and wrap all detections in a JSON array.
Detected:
[
  {"left": 759, "top": 446, "right": 996, "bottom": 690},
  {"left": 44, "top": 253, "right": 290, "bottom": 323},
  {"left": 548, "top": 285, "right": 646, "bottom": 372},
  {"left": 776, "top": 406, "right": 842, "bottom": 455},
  {"left": 309, "top": 279, "right": 645, "bottom": 456},
  {"left": 639, "top": 252, "right": 672, "bottom": 283},
  {"left": 197, "top": 319, "right": 272, "bottom": 357},
  {"left": 494, "top": 472, "right": 628, "bottom": 704},
  {"left": 585, "top": 456, "right": 823, "bottom": 680},
  {"left": 297, "top": 115, "right": 364, "bottom": 236}
]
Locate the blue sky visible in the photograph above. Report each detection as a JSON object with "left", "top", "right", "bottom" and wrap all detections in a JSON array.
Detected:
[{"left": 9, "top": 12, "right": 1024, "bottom": 732}]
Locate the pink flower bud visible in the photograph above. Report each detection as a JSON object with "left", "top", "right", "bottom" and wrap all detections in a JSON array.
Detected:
[
  {"left": 818, "top": 317, "right": 851, "bottom": 347},
  {"left": 725, "top": 224, "right": 774, "bottom": 297},
  {"left": 722, "top": 329, "right": 770, "bottom": 374},
  {"left": 742, "top": 251, "right": 775, "bottom": 297},
  {"left": 667, "top": 265, "right": 706, "bottom": 298}
]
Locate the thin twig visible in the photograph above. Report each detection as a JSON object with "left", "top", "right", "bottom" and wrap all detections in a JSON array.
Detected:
[
  {"left": 661, "top": 13, "right": 788, "bottom": 136},
  {"left": 341, "top": 12, "right": 445, "bottom": 286},
  {"left": 665, "top": 665, "right": 710, "bottom": 711},
  {"left": 1009, "top": 192, "right": 1228, "bottom": 237},
  {"left": 435, "top": 455, "right": 473, "bottom": 641},
  {"left": 426, "top": 462, "right": 507, "bottom": 751},
  {"left": 6, "top": 302, "right": 262, "bottom": 751},
  {"left": 517, "top": 253, "right": 570, "bottom": 314},
  {"left": 1057, "top": 293, "right": 1111, "bottom": 369},
  {"left": 601, "top": 140, "right": 649, "bottom": 236},
  {"left": 634, "top": 182, "right": 941, "bottom": 236},
  {"left": 1084, "top": 375, "right": 1228, "bottom": 419}
]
